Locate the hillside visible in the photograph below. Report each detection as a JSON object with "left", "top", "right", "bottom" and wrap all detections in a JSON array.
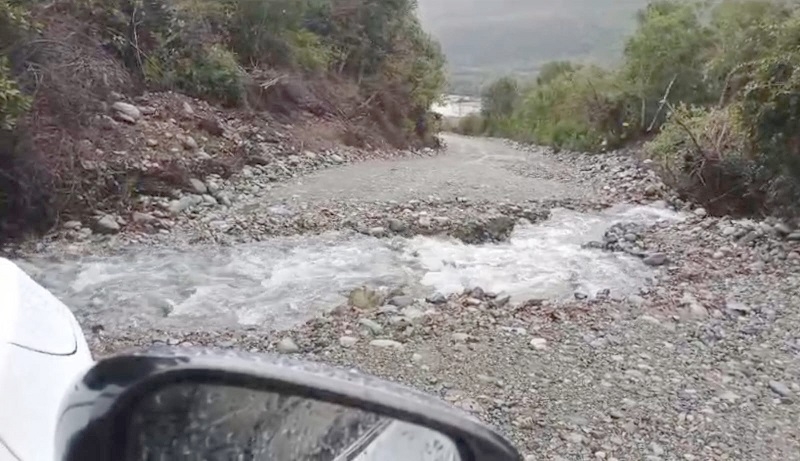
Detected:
[
  {"left": 0, "top": 0, "right": 446, "bottom": 241},
  {"left": 417, "top": 0, "right": 651, "bottom": 93}
]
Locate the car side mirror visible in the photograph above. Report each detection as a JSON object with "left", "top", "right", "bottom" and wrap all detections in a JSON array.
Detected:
[{"left": 55, "top": 347, "right": 522, "bottom": 461}]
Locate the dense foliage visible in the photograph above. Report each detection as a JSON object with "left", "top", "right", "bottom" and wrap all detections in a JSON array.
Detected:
[
  {"left": 0, "top": 0, "right": 444, "bottom": 127},
  {"left": 0, "top": 0, "right": 33, "bottom": 130},
  {"left": 475, "top": 0, "right": 800, "bottom": 217},
  {"left": 66, "top": 0, "right": 446, "bottom": 114}
]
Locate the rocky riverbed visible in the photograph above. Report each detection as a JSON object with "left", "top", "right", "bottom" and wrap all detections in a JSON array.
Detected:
[{"left": 14, "top": 134, "right": 800, "bottom": 460}]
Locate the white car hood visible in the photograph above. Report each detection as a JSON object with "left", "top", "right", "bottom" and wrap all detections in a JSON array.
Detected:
[{"left": 0, "top": 258, "right": 93, "bottom": 461}]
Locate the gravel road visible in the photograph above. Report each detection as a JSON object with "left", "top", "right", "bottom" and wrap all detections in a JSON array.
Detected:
[
  {"left": 264, "top": 134, "right": 588, "bottom": 204},
  {"left": 44, "top": 134, "right": 800, "bottom": 460}
]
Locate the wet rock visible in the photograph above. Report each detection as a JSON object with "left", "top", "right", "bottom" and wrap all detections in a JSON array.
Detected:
[
  {"left": 769, "top": 381, "right": 792, "bottom": 398},
  {"left": 400, "top": 307, "right": 427, "bottom": 322},
  {"left": 368, "top": 227, "right": 386, "bottom": 237},
  {"left": 451, "top": 333, "right": 471, "bottom": 343},
  {"left": 348, "top": 287, "right": 384, "bottom": 310},
  {"left": 181, "top": 101, "right": 194, "bottom": 117},
  {"left": 331, "top": 153, "right": 344, "bottom": 163},
  {"left": 387, "top": 218, "right": 407, "bottom": 233},
  {"left": 145, "top": 138, "right": 159, "bottom": 147},
  {"left": 726, "top": 300, "right": 751, "bottom": 316},
  {"left": 529, "top": 338, "right": 548, "bottom": 350},
  {"left": 388, "top": 295, "right": 415, "bottom": 308},
  {"left": 132, "top": 212, "right": 155, "bottom": 224},
  {"left": 492, "top": 293, "right": 511, "bottom": 308},
  {"left": 277, "top": 337, "right": 299, "bottom": 354},
  {"left": 182, "top": 136, "right": 199, "bottom": 151},
  {"left": 218, "top": 195, "right": 233, "bottom": 207},
  {"left": 112, "top": 102, "right": 141, "bottom": 121},
  {"left": 63, "top": 220, "right": 82, "bottom": 230},
  {"left": 694, "top": 207, "right": 707, "bottom": 218},
  {"left": 198, "top": 117, "right": 224, "bottom": 136},
  {"left": 168, "top": 197, "right": 193, "bottom": 215},
  {"left": 426, "top": 292, "right": 447, "bottom": 304},
  {"left": 358, "top": 318, "right": 384, "bottom": 335},
  {"left": 464, "top": 297, "right": 482, "bottom": 306},
  {"left": 114, "top": 112, "right": 137, "bottom": 124},
  {"left": 339, "top": 336, "right": 359, "bottom": 348},
  {"left": 643, "top": 253, "right": 668, "bottom": 267},
  {"left": 452, "top": 216, "right": 516, "bottom": 244},
  {"left": 680, "top": 293, "right": 708, "bottom": 320},
  {"left": 574, "top": 291, "right": 589, "bottom": 300},
  {"left": 775, "top": 222, "right": 793, "bottom": 236},
  {"left": 94, "top": 215, "right": 120, "bottom": 234},
  {"left": 418, "top": 216, "right": 433, "bottom": 228},
  {"left": 188, "top": 178, "right": 207, "bottom": 194},
  {"left": 787, "top": 232, "right": 800, "bottom": 241},
  {"left": 369, "top": 339, "right": 404, "bottom": 350}
]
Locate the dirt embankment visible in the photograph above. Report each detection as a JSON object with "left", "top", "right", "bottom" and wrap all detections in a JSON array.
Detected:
[{"left": 0, "top": 2, "right": 441, "bottom": 245}]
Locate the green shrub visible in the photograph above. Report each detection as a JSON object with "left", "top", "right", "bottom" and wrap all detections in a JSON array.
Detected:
[
  {"left": 646, "top": 103, "right": 767, "bottom": 214},
  {"left": 172, "top": 45, "right": 244, "bottom": 106},
  {"left": 536, "top": 61, "right": 578, "bottom": 85},
  {"left": 646, "top": 104, "right": 747, "bottom": 174},
  {"left": 481, "top": 77, "right": 519, "bottom": 123},
  {"left": 288, "top": 29, "right": 334, "bottom": 73},
  {"left": 0, "top": 0, "right": 34, "bottom": 130},
  {"left": 0, "top": 57, "right": 30, "bottom": 130},
  {"left": 622, "top": 0, "right": 712, "bottom": 129},
  {"left": 455, "top": 114, "right": 486, "bottom": 135},
  {"left": 143, "top": 43, "right": 244, "bottom": 106},
  {"left": 512, "top": 66, "right": 639, "bottom": 151}
]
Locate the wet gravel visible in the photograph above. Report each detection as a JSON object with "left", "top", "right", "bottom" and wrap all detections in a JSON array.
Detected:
[{"left": 26, "top": 134, "right": 800, "bottom": 460}]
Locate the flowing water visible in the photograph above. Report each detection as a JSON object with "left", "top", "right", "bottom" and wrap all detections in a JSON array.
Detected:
[{"left": 21, "top": 204, "right": 683, "bottom": 330}]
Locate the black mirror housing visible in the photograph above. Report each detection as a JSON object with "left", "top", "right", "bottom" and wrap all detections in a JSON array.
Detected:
[{"left": 56, "top": 346, "right": 521, "bottom": 461}]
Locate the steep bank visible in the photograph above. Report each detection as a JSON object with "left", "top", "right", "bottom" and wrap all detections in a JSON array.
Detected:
[{"left": 0, "top": 0, "right": 445, "bottom": 242}]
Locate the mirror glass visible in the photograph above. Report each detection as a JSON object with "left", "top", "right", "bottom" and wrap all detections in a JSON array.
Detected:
[{"left": 124, "top": 382, "right": 463, "bottom": 461}]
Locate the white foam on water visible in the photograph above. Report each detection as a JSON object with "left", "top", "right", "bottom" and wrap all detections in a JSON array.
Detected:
[
  {"left": 404, "top": 204, "right": 683, "bottom": 301},
  {"left": 23, "top": 204, "right": 684, "bottom": 329}
]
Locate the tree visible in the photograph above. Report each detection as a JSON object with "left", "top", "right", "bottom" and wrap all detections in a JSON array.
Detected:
[
  {"left": 481, "top": 77, "right": 519, "bottom": 120},
  {"left": 623, "top": 1, "right": 711, "bottom": 129},
  {"left": 537, "top": 61, "right": 577, "bottom": 85}
]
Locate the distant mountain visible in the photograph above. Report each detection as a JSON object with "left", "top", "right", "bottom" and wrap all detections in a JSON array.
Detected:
[{"left": 416, "top": 0, "right": 650, "bottom": 93}]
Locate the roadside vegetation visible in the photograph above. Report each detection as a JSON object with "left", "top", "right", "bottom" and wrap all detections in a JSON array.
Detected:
[
  {"left": 466, "top": 0, "right": 800, "bottom": 217},
  {"left": 0, "top": 0, "right": 445, "bottom": 239}
]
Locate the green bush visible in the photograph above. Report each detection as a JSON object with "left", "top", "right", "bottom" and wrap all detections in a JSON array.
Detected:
[
  {"left": 644, "top": 3, "right": 800, "bottom": 215},
  {"left": 507, "top": 66, "right": 639, "bottom": 151},
  {"left": 646, "top": 104, "right": 748, "bottom": 175},
  {"left": 0, "top": 0, "right": 34, "bottom": 130},
  {"left": 173, "top": 46, "right": 245, "bottom": 106},
  {"left": 462, "top": 0, "right": 800, "bottom": 215},
  {"left": 455, "top": 114, "right": 486, "bottom": 136},
  {"left": 481, "top": 77, "right": 518, "bottom": 124},
  {"left": 622, "top": 0, "right": 712, "bottom": 129},
  {"left": 0, "top": 57, "right": 30, "bottom": 130},
  {"left": 288, "top": 29, "right": 334, "bottom": 73},
  {"left": 143, "top": 44, "right": 244, "bottom": 106},
  {"left": 115, "top": 0, "right": 443, "bottom": 132},
  {"left": 645, "top": 103, "right": 767, "bottom": 214},
  {"left": 536, "top": 61, "right": 577, "bottom": 85}
]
